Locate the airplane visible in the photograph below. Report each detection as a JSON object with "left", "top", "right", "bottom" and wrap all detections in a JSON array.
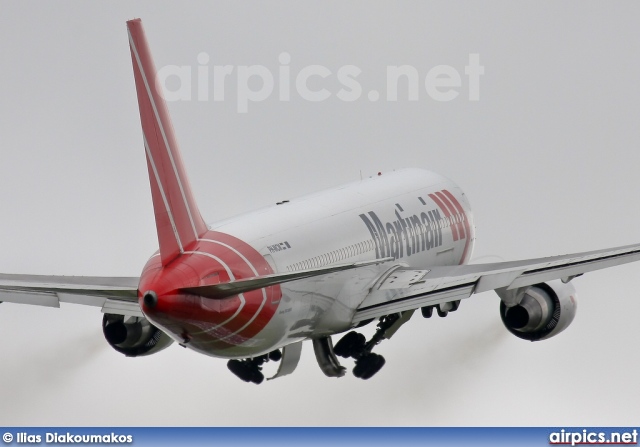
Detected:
[{"left": 2, "top": 18, "right": 640, "bottom": 384}]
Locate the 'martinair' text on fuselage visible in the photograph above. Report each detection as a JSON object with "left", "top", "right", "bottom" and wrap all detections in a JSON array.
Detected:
[{"left": 359, "top": 201, "right": 443, "bottom": 261}]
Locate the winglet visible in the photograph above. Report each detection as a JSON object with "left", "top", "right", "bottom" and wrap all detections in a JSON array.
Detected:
[{"left": 127, "top": 19, "right": 208, "bottom": 266}]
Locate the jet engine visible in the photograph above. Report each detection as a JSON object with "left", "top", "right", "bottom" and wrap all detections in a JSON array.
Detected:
[
  {"left": 499, "top": 279, "right": 577, "bottom": 341},
  {"left": 102, "top": 314, "right": 173, "bottom": 357}
]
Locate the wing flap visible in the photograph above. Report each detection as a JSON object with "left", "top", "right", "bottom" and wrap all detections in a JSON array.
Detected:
[{"left": 377, "top": 268, "right": 430, "bottom": 290}]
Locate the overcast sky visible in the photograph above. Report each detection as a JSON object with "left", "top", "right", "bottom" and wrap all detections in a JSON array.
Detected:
[{"left": 1, "top": 1, "right": 640, "bottom": 426}]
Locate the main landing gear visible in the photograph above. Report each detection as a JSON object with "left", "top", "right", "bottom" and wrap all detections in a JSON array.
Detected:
[
  {"left": 332, "top": 300, "right": 462, "bottom": 380},
  {"left": 227, "top": 349, "right": 282, "bottom": 384},
  {"left": 230, "top": 301, "right": 462, "bottom": 383},
  {"left": 333, "top": 313, "right": 404, "bottom": 380}
]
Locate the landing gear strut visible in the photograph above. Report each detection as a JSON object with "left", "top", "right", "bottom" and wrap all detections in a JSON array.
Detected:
[
  {"left": 334, "top": 313, "right": 404, "bottom": 380},
  {"left": 227, "top": 349, "right": 282, "bottom": 384}
]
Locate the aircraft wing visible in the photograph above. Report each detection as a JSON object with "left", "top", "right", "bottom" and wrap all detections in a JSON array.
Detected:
[
  {"left": 0, "top": 274, "right": 142, "bottom": 317},
  {"left": 353, "top": 243, "right": 640, "bottom": 323},
  {"left": 7, "top": 241, "right": 639, "bottom": 323}
]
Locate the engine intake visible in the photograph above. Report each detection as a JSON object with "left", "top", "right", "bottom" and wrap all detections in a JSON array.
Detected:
[
  {"left": 499, "top": 279, "right": 577, "bottom": 341},
  {"left": 102, "top": 314, "right": 173, "bottom": 357}
]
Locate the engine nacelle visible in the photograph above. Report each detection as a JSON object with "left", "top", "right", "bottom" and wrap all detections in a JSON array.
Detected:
[
  {"left": 102, "top": 314, "right": 173, "bottom": 357},
  {"left": 499, "top": 279, "right": 577, "bottom": 341}
]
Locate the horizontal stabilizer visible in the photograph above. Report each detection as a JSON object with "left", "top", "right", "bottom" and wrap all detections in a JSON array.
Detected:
[
  {"left": 181, "top": 257, "right": 394, "bottom": 299},
  {"left": 0, "top": 274, "right": 139, "bottom": 297},
  {"left": 0, "top": 274, "right": 141, "bottom": 317}
]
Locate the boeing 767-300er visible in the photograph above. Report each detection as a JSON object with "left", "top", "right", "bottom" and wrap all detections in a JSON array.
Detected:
[{"left": 1, "top": 19, "right": 639, "bottom": 384}]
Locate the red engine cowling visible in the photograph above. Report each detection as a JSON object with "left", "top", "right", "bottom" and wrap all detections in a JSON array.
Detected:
[
  {"left": 500, "top": 279, "right": 578, "bottom": 341},
  {"left": 102, "top": 314, "right": 174, "bottom": 357}
]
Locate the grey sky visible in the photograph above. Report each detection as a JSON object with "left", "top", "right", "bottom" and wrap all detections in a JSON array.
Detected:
[{"left": 1, "top": 1, "right": 639, "bottom": 425}]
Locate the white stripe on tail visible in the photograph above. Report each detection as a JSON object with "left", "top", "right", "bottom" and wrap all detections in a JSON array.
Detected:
[{"left": 127, "top": 19, "right": 207, "bottom": 266}]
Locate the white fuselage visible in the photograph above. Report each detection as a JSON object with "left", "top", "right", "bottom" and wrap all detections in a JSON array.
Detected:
[{"left": 204, "top": 168, "right": 476, "bottom": 356}]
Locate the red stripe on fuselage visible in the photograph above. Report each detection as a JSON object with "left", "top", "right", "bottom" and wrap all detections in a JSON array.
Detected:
[
  {"left": 436, "top": 191, "right": 465, "bottom": 240},
  {"left": 440, "top": 190, "right": 472, "bottom": 265},
  {"left": 429, "top": 192, "right": 459, "bottom": 241}
]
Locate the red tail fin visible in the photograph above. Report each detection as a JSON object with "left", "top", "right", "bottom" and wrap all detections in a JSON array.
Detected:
[{"left": 127, "top": 19, "right": 207, "bottom": 266}]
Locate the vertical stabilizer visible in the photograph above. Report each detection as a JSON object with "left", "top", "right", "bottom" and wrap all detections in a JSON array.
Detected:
[{"left": 127, "top": 19, "right": 207, "bottom": 266}]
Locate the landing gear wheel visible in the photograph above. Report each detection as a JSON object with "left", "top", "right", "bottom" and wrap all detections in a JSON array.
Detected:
[
  {"left": 353, "top": 353, "right": 386, "bottom": 380},
  {"left": 436, "top": 307, "right": 449, "bottom": 317},
  {"left": 227, "top": 360, "right": 252, "bottom": 382},
  {"left": 334, "top": 331, "right": 366, "bottom": 358},
  {"left": 421, "top": 306, "right": 434, "bottom": 318},
  {"left": 268, "top": 349, "right": 282, "bottom": 362},
  {"left": 228, "top": 359, "right": 264, "bottom": 384},
  {"left": 250, "top": 369, "right": 265, "bottom": 384}
]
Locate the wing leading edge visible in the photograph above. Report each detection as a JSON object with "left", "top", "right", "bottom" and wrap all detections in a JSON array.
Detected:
[{"left": 354, "top": 243, "right": 640, "bottom": 323}]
